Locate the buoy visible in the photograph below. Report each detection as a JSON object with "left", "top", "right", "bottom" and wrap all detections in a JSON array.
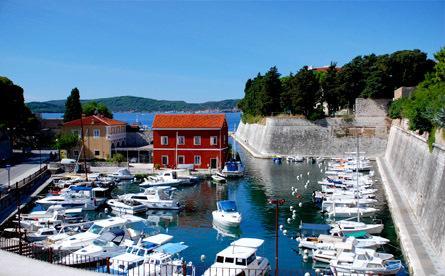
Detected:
[
  {"left": 304, "top": 184, "right": 308, "bottom": 189},
  {"left": 315, "top": 268, "right": 321, "bottom": 274},
  {"left": 283, "top": 229, "right": 288, "bottom": 235},
  {"left": 104, "top": 208, "right": 109, "bottom": 213},
  {"left": 292, "top": 191, "right": 296, "bottom": 196},
  {"left": 303, "top": 255, "right": 308, "bottom": 262},
  {"left": 291, "top": 186, "right": 295, "bottom": 191},
  {"left": 279, "top": 224, "right": 284, "bottom": 230},
  {"left": 287, "top": 218, "right": 292, "bottom": 224},
  {"left": 304, "top": 249, "right": 308, "bottom": 254},
  {"left": 307, "top": 171, "right": 310, "bottom": 175},
  {"left": 299, "top": 202, "right": 303, "bottom": 207},
  {"left": 290, "top": 206, "right": 294, "bottom": 211},
  {"left": 293, "top": 210, "right": 297, "bottom": 214},
  {"left": 292, "top": 214, "right": 296, "bottom": 220},
  {"left": 200, "top": 255, "right": 206, "bottom": 262}
]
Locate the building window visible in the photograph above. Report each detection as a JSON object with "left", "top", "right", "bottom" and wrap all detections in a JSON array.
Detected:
[
  {"left": 210, "top": 136, "right": 218, "bottom": 145},
  {"left": 161, "top": 136, "right": 169, "bottom": 145},
  {"left": 161, "top": 155, "right": 169, "bottom": 166},
  {"left": 194, "top": 136, "right": 201, "bottom": 145},
  {"left": 194, "top": 155, "right": 201, "bottom": 165},
  {"left": 93, "top": 129, "right": 100, "bottom": 139},
  {"left": 177, "top": 136, "right": 185, "bottom": 145},
  {"left": 94, "top": 150, "right": 100, "bottom": 156},
  {"left": 72, "top": 130, "right": 80, "bottom": 137},
  {"left": 178, "top": 155, "right": 185, "bottom": 164}
]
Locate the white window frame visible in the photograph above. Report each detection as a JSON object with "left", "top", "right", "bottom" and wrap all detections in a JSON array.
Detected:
[
  {"left": 177, "top": 136, "right": 185, "bottom": 145},
  {"left": 93, "top": 129, "right": 100, "bottom": 139},
  {"left": 177, "top": 155, "right": 185, "bottom": 164},
  {"left": 194, "top": 136, "right": 201, "bottom": 145},
  {"left": 210, "top": 136, "right": 218, "bottom": 145},
  {"left": 161, "top": 155, "right": 169, "bottom": 166},
  {"left": 194, "top": 155, "right": 201, "bottom": 165},
  {"left": 161, "top": 136, "right": 169, "bottom": 145}
]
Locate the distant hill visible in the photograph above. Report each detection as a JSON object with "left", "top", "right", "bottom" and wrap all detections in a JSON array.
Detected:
[{"left": 27, "top": 96, "right": 240, "bottom": 113}]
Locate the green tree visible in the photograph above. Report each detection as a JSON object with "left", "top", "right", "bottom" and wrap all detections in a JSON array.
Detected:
[
  {"left": 388, "top": 49, "right": 435, "bottom": 87},
  {"left": 258, "top": 66, "right": 282, "bottom": 116},
  {"left": 54, "top": 133, "right": 79, "bottom": 151},
  {"left": 64, "top": 87, "right": 82, "bottom": 122},
  {"left": 321, "top": 63, "right": 341, "bottom": 116},
  {"left": 83, "top": 101, "right": 113, "bottom": 118}
]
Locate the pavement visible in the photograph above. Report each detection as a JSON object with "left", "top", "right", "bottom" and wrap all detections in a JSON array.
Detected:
[
  {"left": 0, "top": 151, "right": 51, "bottom": 190},
  {"left": 377, "top": 157, "right": 445, "bottom": 275}
]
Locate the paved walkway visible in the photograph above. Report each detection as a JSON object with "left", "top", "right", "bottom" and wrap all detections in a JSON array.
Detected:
[
  {"left": 377, "top": 157, "right": 445, "bottom": 275},
  {"left": 0, "top": 153, "right": 50, "bottom": 189},
  {"left": 231, "top": 134, "right": 271, "bottom": 158}
]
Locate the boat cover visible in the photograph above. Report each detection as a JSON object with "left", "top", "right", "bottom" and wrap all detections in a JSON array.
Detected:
[
  {"left": 225, "top": 161, "right": 239, "bottom": 171},
  {"left": 69, "top": 186, "right": 93, "bottom": 191},
  {"left": 217, "top": 200, "right": 237, "bottom": 212},
  {"left": 344, "top": 231, "right": 367, "bottom": 238},
  {"left": 154, "top": 242, "right": 188, "bottom": 254},
  {"left": 300, "top": 223, "right": 331, "bottom": 237},
  {"left": 230, "top": 238, "right": 264, "bottom": 248}
]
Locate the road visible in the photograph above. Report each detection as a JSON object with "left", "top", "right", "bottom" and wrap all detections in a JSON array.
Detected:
[{"left": 0, "top": 151, "right": 52, "bottom": 189}]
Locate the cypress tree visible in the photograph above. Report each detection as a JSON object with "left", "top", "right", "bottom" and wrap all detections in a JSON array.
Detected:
[{"left": 64, "top": 88, "right": 82, "bottom": 122}]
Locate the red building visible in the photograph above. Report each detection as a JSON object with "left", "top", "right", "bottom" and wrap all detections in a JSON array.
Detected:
[{"left": 152, "top": 114, "right": 229, "bottom": 170}]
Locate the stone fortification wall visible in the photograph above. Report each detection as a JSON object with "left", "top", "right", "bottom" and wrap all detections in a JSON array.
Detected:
[
  {"left": 355, "top": 98, "right": 391, "bottom": 117},
  {"left": 385, "top": 123, "right": 445, "bottom": 260},
  {"left": 236, "top": 117, "right": 388, "bottom": 157}
]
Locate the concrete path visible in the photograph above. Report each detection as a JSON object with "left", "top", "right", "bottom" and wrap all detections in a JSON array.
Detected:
[
  {"left": 231, "top": 134, "right": 271, "bottom": 158},
  {"left": 0, "top": 250, "right": 101, "bottom": 276},
  {"left": 377, "top": 157, "right": 445, "bottom": 275}
]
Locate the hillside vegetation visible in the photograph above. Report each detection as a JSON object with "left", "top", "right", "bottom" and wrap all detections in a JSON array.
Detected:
[{"left": 27, "top": 96, "right": 239, "bottom": 113}]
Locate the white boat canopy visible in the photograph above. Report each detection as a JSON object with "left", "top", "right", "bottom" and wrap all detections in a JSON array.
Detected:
[
  {"left": 143, "top": 233, "right": 173, "bottom": 245},
  {"left": 230, "top": 238, "right": 264, "bottom": 248}
]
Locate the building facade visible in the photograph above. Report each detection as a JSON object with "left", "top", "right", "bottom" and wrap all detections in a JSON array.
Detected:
[
  {"left": 152, "top": 114, "right": 228, "bottom": 170},
  {"left": 62, "top": 115, "right": 126, "bottom": 160}
]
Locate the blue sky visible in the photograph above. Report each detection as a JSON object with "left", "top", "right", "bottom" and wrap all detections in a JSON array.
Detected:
[{"left": 0, "top": 1, "right": 444, "bottom": 102}]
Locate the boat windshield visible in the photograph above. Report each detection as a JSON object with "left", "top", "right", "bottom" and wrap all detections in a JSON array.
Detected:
[
  {"left": 88, "top": 224, "right": 104, "bottom": 234},
  {"left": 218, "top": 201, "right": 237, "bottom": 212},
  {"left": 93, "top": 239, "right": 109, "bottom": 247}
]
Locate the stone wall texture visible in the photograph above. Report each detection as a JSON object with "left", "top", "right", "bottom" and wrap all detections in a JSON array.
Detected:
[
  {"left": 355, "top": 98, "right": 391, "bottom": 117},
  {"left": 385, "top": 125, "right": 445, "bottom": 260}
]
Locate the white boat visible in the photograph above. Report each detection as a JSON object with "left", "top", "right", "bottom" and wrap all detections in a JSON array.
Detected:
[
  {"left": 321, "top": 198, "right": 376, "bottom": 212},
  {"left": 35, "top": 186, "right": 108, "bottom": 211},
  {"left": 140, "top": 171, "right": 183, "bottom": 188},
  {"left": 18, "top": 206, "right": 84, "bottom": 231},
  {"left": 203, "top": 238, "right": 270, "bottom": 276},
  {"left": 330, "top": 252, "right": 402, "bottom": 275},
  {"left": 120, "top": 187, "right": 182, "bottom": 210},
  {"left": 212, "top": 200, "right": 242, "bottom": 227},
  {"left": 330, "top": 219, "right": 384, "bottom": 235},
  {"left": 60, "top": 229, "right": 133, "bottom": 265},
  {"left": 52, "top": 215, "right": 144, "bottom": 251},
  {"left": 109, "top": 168, "right": 134, "bottom": 181},
  {"left": 108, "top": 234, "right": 174, "bottom": 274},
  {"left": 222, "top": 160, "right": 245, "bottom": 177},
  {"left": 325, "top": 205, "right": 379, "bottom": 218},
  {"left": 297, "top": 234, "right": 343, "bottom": 250},
  {"left": 211, "top": 172, "right": 227, "bottom": 183},
  {"left": 127, "top": 242, "right": 192, "bottom": 276},
  {"left": 27, "top": 227, "right": 59, "bottom": 242},
  {"left": 107, "top": 198, "right": 148, "bottom": 214}
]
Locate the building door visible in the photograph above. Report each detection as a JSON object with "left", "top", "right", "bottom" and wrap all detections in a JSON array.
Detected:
[{"left": 210, "top": 158, "right": 218, "bottom": 169}]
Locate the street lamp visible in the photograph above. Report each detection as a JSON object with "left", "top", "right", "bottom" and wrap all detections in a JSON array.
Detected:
[
  {"left": 268, "top": 198, "right": 285, "bottom": 276},
  {"left": 6, "top": 164, "right": 11, "bottom": 190}
]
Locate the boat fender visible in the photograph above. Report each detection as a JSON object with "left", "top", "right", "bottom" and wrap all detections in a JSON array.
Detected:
[{"left": 200, "top": 255, "right": 206, "bottom": 262}]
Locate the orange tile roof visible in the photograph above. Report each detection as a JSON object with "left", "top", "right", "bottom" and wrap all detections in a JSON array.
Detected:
[
  {"left": 152, "top": 114, "right": 226, "bottom": 129},
  {"left": 63, "top": 115, "right": 126, "bottom": 127}
]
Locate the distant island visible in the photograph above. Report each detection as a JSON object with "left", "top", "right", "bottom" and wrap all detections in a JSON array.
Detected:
[{"left": 27, "top": 96, "right": 240, "bottom": 113}]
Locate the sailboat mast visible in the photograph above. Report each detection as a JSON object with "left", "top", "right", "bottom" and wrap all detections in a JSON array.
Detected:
[{"left": 356, "top": 134, "right": 360, "bottom": 223}]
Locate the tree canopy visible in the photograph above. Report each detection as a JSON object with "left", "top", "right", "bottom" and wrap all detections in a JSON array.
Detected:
[
  {"left": 64, "top": 88, "right": 82, "bottom": 122},
  {"left": 82, "top": 101, "right": 113, "bottom": 118}
]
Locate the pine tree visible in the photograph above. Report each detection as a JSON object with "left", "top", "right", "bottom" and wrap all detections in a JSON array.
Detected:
[{"left": 64, "top": 88, "right": 82, "bottom": 122}]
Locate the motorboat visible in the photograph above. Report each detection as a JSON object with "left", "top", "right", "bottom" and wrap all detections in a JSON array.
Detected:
[
  {"left": 298, "top": 231, "right": 388, "bottom": 250},
  {"left": 35, "top": 186, "right": 108, "bottom": 211},
  {"left": 107, "top": 198, "right": 148, "bottom": 214},
  {"left": 26, "top": 227, "right": 58, "bottom": 242},
  {"left": 108, "top": 234, "right": 174, "bottom": 274},
  {"left": 52, "top": 215, "right": 144, "bottom": 251},
  {"left": 222, "top": 160, "right": 245, "bottom": 178},
  {"left": 321, "top": 198, "right": 376, "bottom": 212},
  {"left": 120, "top": 187, "right": 183, "bottom": 210},
  {"left": 325, "top": 205, "right": 379, "bottom": 218},
  {"left": 127, "top": 242, "right": 192, "bottom": 276},
  {"left": 109, "top": 168, "right": 134, "bottom": 181},
  {"left": 203, "top": 238, "right": 270, "bottom": 276},
  {"left": 212, "top": 200, "right": 242, "bottom": 227},
  {"left": 272, "top": 156, "right": 282, "bottom": 164},
  {"left": 170, "top": 169, "right": 200, "bottom": 185},
  {"left": 330, "top": 252, "right": 402, "bottom": 275},
  {"left": 213, "top": 222, "right": 242, "bottom": 239},
  {"left": 140, "top": 171, "right": 183, "bottom": 188},
  {"left": 342, "top": 231, "right": 389, "bottom": 248},
  {"left": 60, "top": 229, "right": 134, "bottom": 266},
  {"left": 17, "top": 206, "right": 84, "bottom": 231},
  {"left": 211, "top": 173, "right": 227, "bottom": 183},
  {"left": 297, "top": 234, "right": 343, "bottom": 250},
  {"left": 330, "top": 219, "right": 384, "bottom": 235}
]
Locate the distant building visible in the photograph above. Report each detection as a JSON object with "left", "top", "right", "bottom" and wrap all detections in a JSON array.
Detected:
[
  {"left": 309, "top": 66, "right": 341, "bottom": 72},
  {"left": 39, "top": 118, "right": 64, "bottom": 135},
  {"left": 152, "top": 114, "right": 229, "bottom": 169},
  {"left": 62, "top": 115, "right": 126, "bottom": 160},
  {"left": 394, "top": 86, "right": 416, "bottom": 100}
]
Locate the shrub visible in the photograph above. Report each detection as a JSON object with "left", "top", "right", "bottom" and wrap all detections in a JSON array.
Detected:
[
  {"left": 111, "top": 153, "right": 126, "bottom": 163},
  {"left": 388, "top": 98, "right": 408, "bottom": 119},
  {"left": 307, "top": 107, "right": 326, "bottom": 121},
  {"left": 241, "top": 113, "right": 263, "bottom": 124}
]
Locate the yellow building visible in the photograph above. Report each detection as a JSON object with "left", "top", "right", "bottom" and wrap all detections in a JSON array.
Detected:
[{"left": 62, "top": 115, "right": 126, "bottom": 160}]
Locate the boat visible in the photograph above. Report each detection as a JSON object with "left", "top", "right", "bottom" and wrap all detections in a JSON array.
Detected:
[
  {"left": 127, "top": 242, "right": 192, "bottom": 276},
  {"left": 109, "top": 168, "right": 134, "bottom": 181},
  {"left": 108, "top": 234, "right": 174, "bottom": 274},
  {"left": 35, "top": 186, "right": 108, "bottom": 211},
  {"left": 321, "top": 198, "right": 376, "bottom": 212},
  {"left": 298, "top": 231, "right": 388, "bottom": 250},
  {"left": 60, "top": 228, "right": 133, "bottom": 266},
  {"left": 140, "top": 171, "right": 183, "bottom": 188},
  {"left": 26, "top": 227, "right": 59, "bottom": 242},
  {"left": 211, "top": 172, "right": 227, "bottom": 183},
  {"left": 272, "top": 156, "right": 282, "bottom": 164},
  {"left": 212, "top": 200, "right": 242, "bottom": 227},
  {"left": 330, "top": 219, "right": 384, "bottom": 235},
  {"left": 324, "top": 205, "right": 379, "bottom": 218},
  {"left": 107, "top": 198, "right": 148, "bottom": 214},
  {"left": 52, "top": 215, "right": 144, "bottom": 251},
  {"left": 17, "top": 206, "right": 84, "bottom": 231},
  {"left": 298, "top": 234, "right": 343, "bottom": 250},
  {"left": 222, "top": 160, "right": 245, "bottom": 178},
  {"left": 330, "top": 252, "right": 402, "bottom": 275},
  {"left": 203, "top": 238, "right": 270, "bottom": 276},
  {"left": 120, "top": 187, "right": 182, "bottom": 210}
]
